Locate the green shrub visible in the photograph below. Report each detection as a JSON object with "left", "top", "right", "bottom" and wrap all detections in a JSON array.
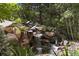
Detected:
[{"left": 9, "top": 45, "right": 36, "bottom": 56}]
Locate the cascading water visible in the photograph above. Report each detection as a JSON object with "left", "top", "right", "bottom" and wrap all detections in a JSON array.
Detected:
[
  {"left": 33, "top": 31, "right": 43, "bottom": 55},
  {"left": 50, "top": 44, "right": 59, "bottom": 56}
]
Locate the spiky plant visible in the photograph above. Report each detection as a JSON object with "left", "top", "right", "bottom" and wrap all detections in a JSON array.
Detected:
[{"left": 9, "top": 45, "right": 36, "bottom": 56}]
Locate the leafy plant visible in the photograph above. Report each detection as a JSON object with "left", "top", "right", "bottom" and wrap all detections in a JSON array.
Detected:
[
  {"left": 9, "top": 44, "right": 36, "bottom": 56},
  {"left": 68, "top": 50, "right": 79, "bottom": 56},
  {"left": 0, "top": 3, "right": 20, "bottom": 20},
  {"left": 15, "top": 18, "right": 22, "bottom": 23},
  {"left": 62, "top": 46, "right": 69, "bottom": 56},
  {"left": 62, "top": 44, "right": 79, "bottom": 56}
]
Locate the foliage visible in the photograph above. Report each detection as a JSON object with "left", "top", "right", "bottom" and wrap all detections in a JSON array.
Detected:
[
  {"left": 69, "top": 50, "right": 79, "bottom": 56},
  {"left": 9, "top": 45, "right": 36, "bottom": 56},
  {"left": 1, "top": 3, "right": 79, "bottom": 56},
  {"left": 18, "top": 4, "right": 36, "bottom": 22},
  {"left": 15, "top": 18, "right": 22, "bottom": 23},
  {"left": 0, "top": 3, "right": 20, "bottom": 20},
  {"left": 62, "top": 43, "right": 79, "bottom": 56},
  {"left": 0, "top": 26, "right": 12, "bottom": 56},
  {"left": 63, "top": 49, "right": 79, "bottom": 56}
]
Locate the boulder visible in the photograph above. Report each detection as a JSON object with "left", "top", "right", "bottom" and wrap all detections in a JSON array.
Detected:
[
  {"left": 6, "top": 33, "right": 18, "bottom": 42},
  {"left": 45, "top": 32, "right": 55, "bottom": 37},
  {"left": 0, "top": 20, "right": 13, "bottom": 28},
  {"left": 4, "top": 26, "right": 13, "bottom": 33}
]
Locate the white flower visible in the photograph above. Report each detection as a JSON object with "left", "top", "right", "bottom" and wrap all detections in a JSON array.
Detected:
[{"left": 63, "top": 40, "right": 68, "bottom": 45}]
